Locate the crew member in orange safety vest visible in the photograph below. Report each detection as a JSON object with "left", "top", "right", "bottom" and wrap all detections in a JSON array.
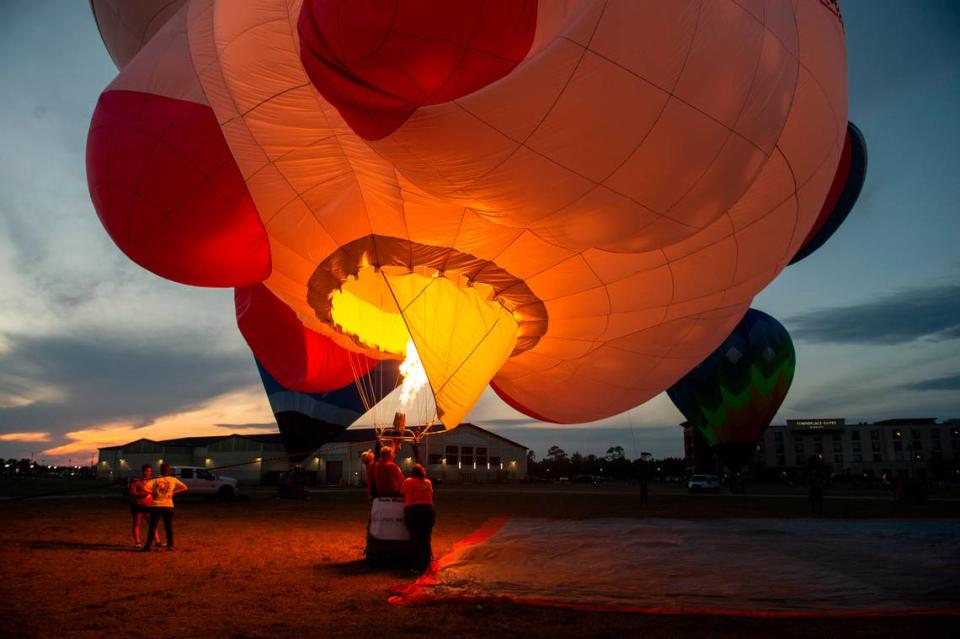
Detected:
[{"left": 400, "top": 464, "right": 435, "bottom": 571}]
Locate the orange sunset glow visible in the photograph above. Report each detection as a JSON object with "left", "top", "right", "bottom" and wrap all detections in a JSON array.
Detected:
[
  {"left": 0, "top": 432, "right": 50, "bottom": 443},
  {"left": 41, "top": 387, "right": 275, "bottom": 461}
]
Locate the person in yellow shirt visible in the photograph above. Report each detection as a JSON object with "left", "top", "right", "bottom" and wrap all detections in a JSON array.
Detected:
[
  {"left": 400, "top": 464, "right": 434, "bottom": 572},
  {"left": 142, "top": 463, "right": 188, "bottom": 551}
]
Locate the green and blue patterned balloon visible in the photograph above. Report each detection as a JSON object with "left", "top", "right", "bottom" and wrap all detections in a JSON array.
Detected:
[{"left": 668, "top": 308, "right": 796, "bottom": 466}]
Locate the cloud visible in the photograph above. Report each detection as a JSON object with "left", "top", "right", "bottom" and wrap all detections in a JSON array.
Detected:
[
  {"left": 901, "top": 373, "right": 960, "bottom": 392},
  {"left": 787, "top": 364, "right": 960, "bottom": 421},
  {"left": 41, "top": 388, "right": 273, "bottom": 459},
  {"left": 0, "top": 330, "right": 267, "bottom": 458},
  {"left": 0, "top": 432, "right": 50, "bottom": 442},
  {"left": 786, "top": 284, "right": 960, "bottom": 345}
]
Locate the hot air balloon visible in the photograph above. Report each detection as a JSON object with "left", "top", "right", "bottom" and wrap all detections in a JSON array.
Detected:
[
  {"left": 790, "top": 122, "right": 868, "bottom": 264},
  {"left": 256, "top": 359, "right": 401, "bottom": 462},
  {"left": 86, "top": 1, "right": 851, "bottom": 445},
  {"left": 667, "top": 309, "right": 796, "bottom": 469}
]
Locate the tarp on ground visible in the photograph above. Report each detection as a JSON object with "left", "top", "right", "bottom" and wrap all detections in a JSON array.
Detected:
[{"left": 390, "top": 517, "right": 960, "bottom": 617}]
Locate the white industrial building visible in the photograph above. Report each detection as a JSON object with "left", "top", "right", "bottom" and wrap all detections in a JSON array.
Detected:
[{"left": 97, "top": 423, "right": 527, "bottom": 485}]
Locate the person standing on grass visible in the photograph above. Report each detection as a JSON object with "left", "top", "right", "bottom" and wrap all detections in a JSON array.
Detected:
[
  {"left": 400, "top": 464, "right": 435, "bottom": 572},
  {"left": 142, "top": 463, "right": 187, "bottom": 552},
  {"left": 128, "top": 464, "right": 160, "bottom": 549}
]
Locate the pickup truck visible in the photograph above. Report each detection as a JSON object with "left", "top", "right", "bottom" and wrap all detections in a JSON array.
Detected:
[{"left": 170, "top": 466, "right": 239, "bottom": 501}]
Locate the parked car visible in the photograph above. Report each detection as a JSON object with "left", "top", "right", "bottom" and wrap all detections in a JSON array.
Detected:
[
  {"left": 171, "top": 466, "right": 239, "bottom": 501},
  {"left": 688, "top": 474, "right": 720, "bottom": 493}
]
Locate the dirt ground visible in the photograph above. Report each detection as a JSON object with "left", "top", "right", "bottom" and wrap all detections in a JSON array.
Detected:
[{"left": 1, "top": 484, "right": 957, "bottom": 639}]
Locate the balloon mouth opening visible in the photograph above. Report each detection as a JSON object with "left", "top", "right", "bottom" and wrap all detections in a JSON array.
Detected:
[
  {"left": 330, "top": 264, "right": 517, "bottom": 422},
  {"left": 307, "top": 235, "right": 549, "bottom": 357},
  {"left": 328, "top": 263, "right": 517, "bottom": 357},
  {"left": 309, "top": 235, "right": 550, "bottom": 429}
]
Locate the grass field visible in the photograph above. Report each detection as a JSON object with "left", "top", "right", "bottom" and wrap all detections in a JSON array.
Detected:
[{"left": 1, "top": 483, "right": 957, "bottom": 639}]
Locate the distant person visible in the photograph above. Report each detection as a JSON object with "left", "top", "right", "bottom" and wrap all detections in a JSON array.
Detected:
[
  {"left": 808, "top": 477, "right": 824, "bottom": 515},
  {"left": 142, "top": 463, "right": 188, "bottom": 551},
  {"left": 128, "top": 464, "right": 160, "bottom": 549},
  {"left": 400, "top": 464, "right": 435, "bottom": 572},
  {"left": 360, "top": 449, "right": 376, "bottom": 501},
  {"left": 373, "top": 446, "right": 404, "bottom": 496}
]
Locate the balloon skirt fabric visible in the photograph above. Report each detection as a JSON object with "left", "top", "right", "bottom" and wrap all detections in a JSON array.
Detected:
[{"left": 390, "top": 517, "right": 960, "bottom": 616}]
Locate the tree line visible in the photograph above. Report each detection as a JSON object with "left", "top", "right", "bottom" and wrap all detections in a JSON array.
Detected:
[
  {"left": 0, "top": 459, "right": 97, "bottom": 479},
  {"left": 526, "top": 446, "right": 687, "bottom": 481}
]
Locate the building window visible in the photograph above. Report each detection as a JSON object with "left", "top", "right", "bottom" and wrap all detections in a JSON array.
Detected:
[
  {"left": 873, "top": 453, "right": 882, "bottom": 462},
  {"left": 445, "top": 445, "right": 458, "bottom": 466},
  {"left": 895, "top": 451, "right": 904, "bottom": 462},
  {"left": 795, "top": 455, "right": 805, "bottom": 466},
  {"left": 490, "top": 456, "right": 501, "bottom": 468},
  {"left": 851, "top": 430, "right": 860, "bottom": 441},
  {"left": 775, "top": 432, "right": 784, "bottom": 442},
  {"left": 428, "top": 454, "right": 443, "bottom": 465},
  {"left": 776, "top": 455, "right": 786, "bottom": 466},
  {"left": 460, "top": 446, "right": 474, "bottom": 466},
  {"left": 834, "top": 453, "right": 843, "bottom": 463},
  {"left": 477, "top": 447, "right": 488, "bottom": 466},
  {"left": 853, "top": 453, "right": 863, "bottom": 463}
]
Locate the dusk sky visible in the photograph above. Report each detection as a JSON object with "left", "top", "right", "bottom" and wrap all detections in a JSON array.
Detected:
[{"left": 1, "top": 1, "right": 958, "bottom": 463}]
